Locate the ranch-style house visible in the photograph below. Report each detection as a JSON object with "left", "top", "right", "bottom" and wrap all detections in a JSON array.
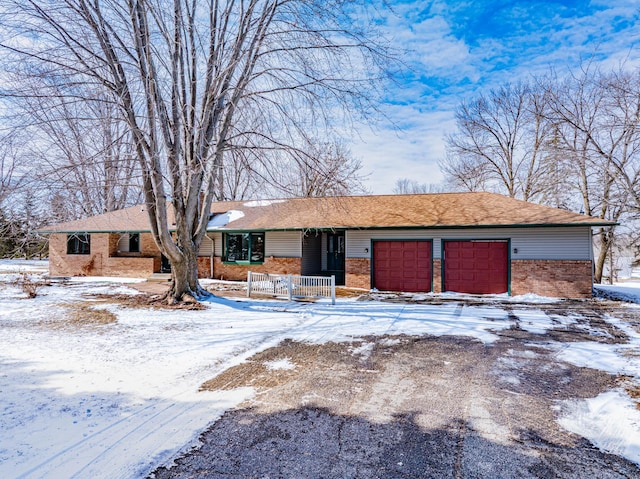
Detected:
[{"left": 39, "top": 192, "right": 614, "bottom": 298}]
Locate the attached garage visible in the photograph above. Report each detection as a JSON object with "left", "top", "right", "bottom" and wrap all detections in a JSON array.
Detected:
[
  {"left": 443, "top": 240, "right": 509, "bottom": 294},
  {"left": 373, "top": 240, "right": 432, "bottom": 292}
]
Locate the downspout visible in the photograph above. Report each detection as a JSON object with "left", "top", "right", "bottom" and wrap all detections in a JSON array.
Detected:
[
  {"left": 206, "top": 234, "right": 215, "bottom": 279},
  {"left": 590, "top": 228, "right": 595, "bottom": 291}
]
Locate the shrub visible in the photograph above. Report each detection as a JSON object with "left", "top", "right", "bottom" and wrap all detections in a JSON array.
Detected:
[{"left": 16, "top": 273, "right": 44, "bottom": 298}]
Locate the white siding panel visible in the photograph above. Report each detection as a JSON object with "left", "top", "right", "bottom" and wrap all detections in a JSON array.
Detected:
[
  {"left": 198, "top": 234, "right": 215, "bottom": 256},
  {"left": 209, "top": 232, "right": 223, "bottom": 256},
  {"left": 506, "top": 227, "right": 592, "bottom": 261},
  {"left": 347, "top": 230, "right": 434, "bottom": 258},
  {"left": 347, "top": 227, "right": 592, "bottom": 261},
  {"left": 265, "top": 231, "right": 302, "bottom": 257}
]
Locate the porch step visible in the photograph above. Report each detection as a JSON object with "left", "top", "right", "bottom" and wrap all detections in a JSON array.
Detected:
[{"left": 147, "top": 273, "right": 172, "bottom": 282}]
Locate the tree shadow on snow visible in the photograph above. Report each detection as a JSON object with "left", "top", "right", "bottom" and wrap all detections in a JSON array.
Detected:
[{"left": 150, "top": 405, "right": 639, "bottom": 479}]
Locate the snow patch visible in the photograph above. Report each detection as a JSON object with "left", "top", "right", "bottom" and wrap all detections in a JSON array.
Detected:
[
  {"left": 207, "top": 210, "right": 245, "bottom": 229},
  {"left": 507, "top": 293, "right": 561, "bottom": 304},
  {"left": 0, "top": 259, "right": 49, "bottom": 273},
  {"left": 351, "top": 342, "right": 375, "bottom": 360},
  {"left": 558, "top": 389, "right": 640, "bottom": 465},
  {"left": 242, "top": 199, "right": 286, "bottom": 207},
  {"left": 512, "top": 309, "right": 554, "bottom": 334},
  {"left": 595, "top": 282, "right": 640, "bottom": 304},
  {"left": 264, "top": 358, "right": 296, "bottom": 371},
  {"left": 68, "top": 276, "right": 146, "bottom": 284}
]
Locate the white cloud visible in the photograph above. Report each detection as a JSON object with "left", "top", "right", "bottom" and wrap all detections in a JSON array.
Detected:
[
  {"left": 351, "top": 0, "right": 640, "bottom": 194},
  {"left": 351, "top": 107, "right": 456, "bottom": 194}
]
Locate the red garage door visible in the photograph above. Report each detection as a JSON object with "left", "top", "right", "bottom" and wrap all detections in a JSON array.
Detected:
[
  {"left": 444, "top": 240, "right": 509, "bottom": 294},
  {"left": 373, "top": 241, "right": 432, "bottom": 292}
]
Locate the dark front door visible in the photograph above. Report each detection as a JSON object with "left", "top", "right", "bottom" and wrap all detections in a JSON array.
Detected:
[
  {"left": 160, "top": 254, "right": 172, "bottom": 274},
  {"left": 327, "top": 232, "right": 345, "bottom": 285}
]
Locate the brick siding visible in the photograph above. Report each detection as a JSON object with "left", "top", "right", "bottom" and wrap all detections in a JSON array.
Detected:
[
  {"left": 432, "top": 259, "right": 442, "bottom": 293},
  {"left": 49, "top": 232, "right": 160, "bottom": 278},
  {"left": 345, "top": 258, "right": 370, "bottom": 289},
  {"left": 511, "top": 259, "right": 593, "bottom": 298},
  {"left": 197, "top": 256, "right": 212, "bottom": 278},
  {"left": 213, "top": 257, "right": 302, "bottom": 281}
]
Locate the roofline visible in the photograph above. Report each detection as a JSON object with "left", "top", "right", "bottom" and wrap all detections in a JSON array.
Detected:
[
  {"left": 36, "top": 229, "right": 153, "bottom": 235},
  {"left": 37, "top": 220, "right": 618, "bottom": 235},
  {"left": 210, "top": 222, "right": 617, "bottom": 233}
]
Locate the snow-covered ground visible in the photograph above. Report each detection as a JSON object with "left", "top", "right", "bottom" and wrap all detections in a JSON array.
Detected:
[
  {"left": 1, "top": 262, "right": 640, "bottom": 478},
  {"left": 595, "top": 281, "right": 640, "bottom": 304}
]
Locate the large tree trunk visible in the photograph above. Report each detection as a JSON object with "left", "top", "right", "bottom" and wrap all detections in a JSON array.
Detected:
[
  {"left": 166, "top": 248, "right": 202, "bottom": 303},
  {"left": 162, "top": 216, "right": 208, "bottom": 303}
]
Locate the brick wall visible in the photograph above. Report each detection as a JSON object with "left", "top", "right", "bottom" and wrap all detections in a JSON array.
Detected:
[
  {"left": 49, "top": 232, "right": 160, "bottom": 278},
  {"left": 432, "top": 259, "right": 442, "bottom": 293},
  {"left": 346, "top": 258, "right": 370, "bottom": 289},
  {"left": 213, "top": 257, "right": 302, "bottom": 281},
  {"left": 49, "top": 233, "right": 108, "bottom": 277},
  {"left": 197, "top": 256, "right": 212, "bottom": 278},
  {"left": 511, "top": 260, "right": 593, "bottom": 298},
  {"left": 103, "top": 257, "right": 156, "bottom": 277}
]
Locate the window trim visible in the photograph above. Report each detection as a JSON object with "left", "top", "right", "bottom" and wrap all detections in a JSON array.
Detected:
[
  {"left": 67, "top": 233, "right": 91, "bottom": 255},
  {"left": 223, "top": 232, "right": 265, "bottom": 264}
]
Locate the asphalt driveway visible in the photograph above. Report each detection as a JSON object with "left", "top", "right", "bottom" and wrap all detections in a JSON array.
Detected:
[{"left": 150, "top": 298, "right": 640, "bottom": 479}]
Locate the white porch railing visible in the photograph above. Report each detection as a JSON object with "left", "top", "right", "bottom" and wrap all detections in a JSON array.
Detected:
[{"left": 247, "top": 271, "right": 335, "bottom": 305}]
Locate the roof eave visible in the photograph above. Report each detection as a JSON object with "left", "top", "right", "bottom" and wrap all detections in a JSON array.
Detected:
[{"left": 207, "top": 221, "right": 618, "bottom": 232}]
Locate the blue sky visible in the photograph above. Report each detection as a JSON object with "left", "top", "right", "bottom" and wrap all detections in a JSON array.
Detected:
[{"left": 353, "top": 0, "right": 640, "bottom": 194}]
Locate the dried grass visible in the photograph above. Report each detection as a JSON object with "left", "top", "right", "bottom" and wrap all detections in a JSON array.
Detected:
[
  {"left": 66, "top": 303, "right": 118, "bottom": 325},
  {"left": 200, "top": 340, "right": 363, "bottom": 392},
  {"left": 91, "top": 293, "right": 207, "bottom": 310},
  {"left": 38, "top": 302, "right": 118, "bottom": 330}
]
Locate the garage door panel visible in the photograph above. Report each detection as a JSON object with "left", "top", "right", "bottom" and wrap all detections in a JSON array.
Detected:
[
  {"left": 374, "top": 241, "right": 432, "bottom": 293},
  {"left": 444, "top": 241, "right": 508, "bottom": 294}
]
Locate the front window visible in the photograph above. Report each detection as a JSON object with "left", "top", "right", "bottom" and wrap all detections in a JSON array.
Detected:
[
  {"left": 225, "top": 232, "right": 265, "bottom": 263},
  {"left": 67, "top": 234, "right": 90, "bottom": 255},
  {"left": 128, "top": 233, "right": 140, "bottom": 253}
]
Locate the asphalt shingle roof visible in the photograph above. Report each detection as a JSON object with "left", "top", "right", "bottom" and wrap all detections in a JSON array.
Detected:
[{"left": 39, "top": 192, "right": 615, "bottom": 234}]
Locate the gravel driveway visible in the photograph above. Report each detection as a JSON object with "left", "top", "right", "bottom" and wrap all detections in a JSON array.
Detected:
[{"left": 150, "top": 299, "right": 640, "bottom": 479}]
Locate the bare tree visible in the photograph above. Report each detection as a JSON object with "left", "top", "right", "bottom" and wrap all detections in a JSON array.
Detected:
[
  {"left": 212, "top": 139, "right": 367, "bottom": 200},
  {"left": 268, "top": 141, "right": 368, "bottom": 198},
  {"left": 217, "top": 147, "right": 268, "bottom": 201},
  {"left": 439, "top": 152, "right": 491, "bottom": 193},
  {"left": 393, "top": 178, "right": 427, "bottom": 194},
  {"left": 0, "top": 131, "right": 23, "bottom": 208},
  {"left": 2, "top": 0, "right": 389, "bottom": 302},
  {"left": 392, "top": 178, "right": 445, "bottom": 194},
  {"left": 546, "top": 66, "right": 638, "bottom": 283},
  {"left": 444, "top": 82, "right": 551, "bottom": 201},
  {"left": 14, "top": 86, "right": 142, "bottom": 220}
]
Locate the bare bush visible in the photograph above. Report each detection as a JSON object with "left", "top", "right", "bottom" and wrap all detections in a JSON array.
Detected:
[{"left": 15, "top": 273, "right": 44, "bottom": 298}]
